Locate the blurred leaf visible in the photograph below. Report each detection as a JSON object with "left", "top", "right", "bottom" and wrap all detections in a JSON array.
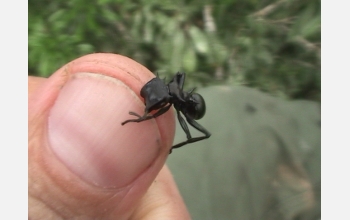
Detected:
[
  {"left": 257, "top": 49, "right": 273, "bottom": 65},
  {"left": 170, "top": 31, "right": 185, "bottom": 72},
  {"left": 144, "top": 19, "right": 154, "bottom": 43},
  {"left": 183, "top": 47, "right": 197, "bottom": 72},
  {"left": 188, "top": 26, "right": 209, "bottom": 54},
  {"left": 48, "top": 9, "right": 66, "bottom": 23},
  {"left": 102, "top": 7, "right": 120, "bottom": 22},
  {"left": 210, "top": 38, "right": 229, "bottom": 64},
  {"left": 300, "top": 15, "right": 320, "bottom": 39},
  {"left": 164, "top": 18, "right": 178, "bottom": 36},
  {"left": 288, "top": 3, "right": 320, "bottom": 40},
  {"left": 77, "top": 43, "right": 94, "bottom": 53}
]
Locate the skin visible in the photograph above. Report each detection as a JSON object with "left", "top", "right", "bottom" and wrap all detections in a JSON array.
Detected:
[{"left": 28, "top": 53, "right": 191, "bottom": 219}]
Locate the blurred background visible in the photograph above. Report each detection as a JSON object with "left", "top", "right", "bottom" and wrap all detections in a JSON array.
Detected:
[
  {"left": 29, "top": 0, "right": 321, "bottom": 219},
  {"left": 28, "top": 0, "right": 320, "bottom": 102}
]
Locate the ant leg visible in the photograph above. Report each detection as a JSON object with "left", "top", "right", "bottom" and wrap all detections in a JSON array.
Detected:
[
  {"left": 121, "top": 104, "right": 171, "bottom": 125},
  {"left": 176, "top": 110, "right": 192, "bottom": 139},
  {"left": 175, "top": 72, "right": 185, "bottom": 89},
  {"left": 128, "top": 111, "right": 142, "bottom": 117},
  {"left": 171, "top": 115, "right": 211, "bottom": 150},
  {"left": 144, "top": 104, "right": 171, "bottom": 119}
]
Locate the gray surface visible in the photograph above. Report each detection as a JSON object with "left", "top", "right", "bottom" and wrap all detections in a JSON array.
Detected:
[{"left": 167, "top": 86, "right": 320, "bottom": 220}]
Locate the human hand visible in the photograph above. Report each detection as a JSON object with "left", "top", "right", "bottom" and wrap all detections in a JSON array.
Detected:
[{"left": 28, "top": 53, "right": 191, "bottom": 219}]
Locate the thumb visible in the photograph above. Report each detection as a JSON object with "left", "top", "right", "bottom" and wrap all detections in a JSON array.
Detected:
[{"left": 28, "top": 53, "right": 175, "bottom": 219}]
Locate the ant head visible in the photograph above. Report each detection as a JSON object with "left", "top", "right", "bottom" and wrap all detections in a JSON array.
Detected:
[{"left": 185, "top": 93, "right": 206, "bottom": 120}]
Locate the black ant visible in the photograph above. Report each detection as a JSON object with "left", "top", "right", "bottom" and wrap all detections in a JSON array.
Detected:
[{"left": 121, "top": 72, "right": 211, "bottom": 153}]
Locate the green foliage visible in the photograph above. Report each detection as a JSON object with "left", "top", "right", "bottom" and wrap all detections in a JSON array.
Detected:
[{"left": 29, "top": 0, "right": 320, "bottom": 101}]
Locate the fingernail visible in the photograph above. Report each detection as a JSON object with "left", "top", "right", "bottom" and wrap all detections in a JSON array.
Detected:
[{"left": 48, "top": 73, "right": 162, "bottom": 188}]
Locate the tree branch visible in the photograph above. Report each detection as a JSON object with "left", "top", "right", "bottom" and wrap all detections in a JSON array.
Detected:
[
  {"left": 251, "top": 0, "right": 288, "bottom": 18},
  {"left": 293, "top": 36, "right": 321, "bottom": 58}
]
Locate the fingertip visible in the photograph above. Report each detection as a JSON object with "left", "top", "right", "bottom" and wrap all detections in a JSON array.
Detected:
[
  {"left": 29, "top": 53, "right": 176, "bottom": 218},
  {"left": 45, "top": 53, "right": 175, "bottom": 187}
]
